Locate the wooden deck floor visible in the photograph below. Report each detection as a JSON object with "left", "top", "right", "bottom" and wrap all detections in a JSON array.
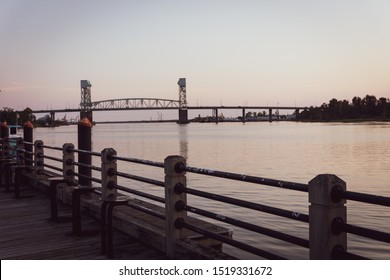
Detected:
[{"left": 0, "top": 186, "right": 168, "bottom": 260}]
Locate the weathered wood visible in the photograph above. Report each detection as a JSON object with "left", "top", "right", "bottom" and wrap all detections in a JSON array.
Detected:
[
  {"left": 2, "top": 171, "right": 233, "bottom": 260},
  {"left": 0, "top": 187, "right": 166, "bottom": 260},
  {"left": 308, "top": 174, "right": 347, "bottom": 259},
  {"left": 164, "top": 155, "right": 187, "bottom": 258},
  {"left": 62, "top": 143, "right": 75, "bottom": 183},
  {"left": 101, "top": 148, "right": 117, "bottom": 201},
  {"left": 34, "top": 140, "right": 45, "bottom": 182}
]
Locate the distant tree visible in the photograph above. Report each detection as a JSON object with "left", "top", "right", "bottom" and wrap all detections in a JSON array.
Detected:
[
  {"left": 362, "top": 94, "right": 378, "bottom": 116},
  {"left": 245, "top": 111, "right": 253, "bottom": 118},
  {"left": 0, "top": 107, "right": 17, "bottom": 124},
  {"left": 298, "top": 94, "right": 390, "bottom": 121},
  {"left": 19, "top": 107, "right": 36, "bottom": 124}
]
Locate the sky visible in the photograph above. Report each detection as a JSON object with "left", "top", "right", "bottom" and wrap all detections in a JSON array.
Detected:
[{"left": 1, "top": 0, "right": 390, "bottom": 115}]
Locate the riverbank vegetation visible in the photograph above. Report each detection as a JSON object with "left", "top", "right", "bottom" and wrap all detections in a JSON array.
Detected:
[
  {"left": 0, "top": 107, "right": 69, "bottom": 127},
  {"left": 298, "top": 95, "right": 390, "bottom": 121}
]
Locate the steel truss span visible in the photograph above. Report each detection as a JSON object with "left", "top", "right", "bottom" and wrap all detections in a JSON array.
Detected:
[{"left": 89, "top": 98, "right": 181, "bottom": 110}]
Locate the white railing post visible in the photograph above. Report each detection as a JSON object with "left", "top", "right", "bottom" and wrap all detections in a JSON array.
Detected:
[
  {"left": 101, "top": 148, "right": 117, "bottom": 201},
  {"left": 308, "top": 174, "right": 347, "bottom": 259},
  {"left": 164, "top": 155, "right": 187, "bottom": 258},
  {"left": 34, "top": 140, "right": 45, "bottom": 182},
  {"left": 62, "top": 143, "right": 75, "bottom": 184}
]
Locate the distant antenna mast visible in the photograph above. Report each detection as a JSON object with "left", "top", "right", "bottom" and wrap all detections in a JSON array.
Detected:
[
  {"left": 177, "top": 78, "right": 187, "bottom": 108},
  {"left": 80, "top": 80, "right": 92, "bottom": 110}
]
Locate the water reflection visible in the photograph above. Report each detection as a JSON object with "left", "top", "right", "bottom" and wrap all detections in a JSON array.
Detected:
[{"left": 178, "top": 124, "right": 189, "bottom": 160}]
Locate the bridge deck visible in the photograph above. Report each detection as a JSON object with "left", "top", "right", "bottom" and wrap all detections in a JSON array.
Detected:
[{"left": 0, "top": 186, "right": 167, "bottom": 260}]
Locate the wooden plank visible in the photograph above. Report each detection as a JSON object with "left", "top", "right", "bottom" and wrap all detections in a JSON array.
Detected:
[{"left": 0, "top": 186, "right": 167, "bottom": 260}]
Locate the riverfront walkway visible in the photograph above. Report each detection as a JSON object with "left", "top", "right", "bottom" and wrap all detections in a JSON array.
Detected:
[{"left": 0, "top": 186, "right": 167, "bottom": 260}]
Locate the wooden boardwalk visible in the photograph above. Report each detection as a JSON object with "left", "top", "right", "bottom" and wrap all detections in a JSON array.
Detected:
[{"left": 0, "top": 186, "right": 167, "bottom": 260}]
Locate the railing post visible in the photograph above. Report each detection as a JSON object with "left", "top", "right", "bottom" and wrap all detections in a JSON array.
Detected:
[
  {"left": 14, "top": 137, "right": 25, "bottom": 197},
  {"left": 23, "top": 121, "right": 33, "bottom": 166},
  {"left": 101, "top": 148, "right": 117, "bottom": 201},
  {"left": 34, "top": 140, "right": 45, "bottom": 182},
  {"left": 308, "top": 174, "right": 347, "bottom": 259},
  {"left": 62, "top": 143, "right": 75, "bottom": 184},
  {"left": 16, "top": 137, "right": 24, "bottom": 165},
  {"left": 164, "top": 155, "right": 187, "bottom": 258}
]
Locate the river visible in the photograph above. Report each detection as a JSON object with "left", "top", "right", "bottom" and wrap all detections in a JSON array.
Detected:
[{"left": 33, "top": 121, "right": 390, "bottom": 259}]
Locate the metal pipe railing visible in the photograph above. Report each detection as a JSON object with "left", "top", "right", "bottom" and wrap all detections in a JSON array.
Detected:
[
  {"left": 178, "top": 202, "right": 309, "bottom": 248},
  {"left": 178, "top": 163, "right": 308, "bottom": 192},
  {"left": 175, "top": 184, "right": 309, "bottom": 223},
  {"left": 10, "top": 126, "right": 388, "bottom": 260},
  {"left": 175, "top": 218, "right": 287, "bottom": 260}
]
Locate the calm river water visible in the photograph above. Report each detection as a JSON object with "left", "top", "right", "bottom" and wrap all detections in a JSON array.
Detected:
[{"left": 34, "top": 121, "right": 390, "bottom": 259}]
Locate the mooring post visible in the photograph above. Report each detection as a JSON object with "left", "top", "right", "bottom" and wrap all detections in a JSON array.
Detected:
[
  {"left": 23, "top": 121, "right": 33, "bottom": 167},
  {"left": 308, "top": 174, "right": 347, "bottom": 259},
  {"left": 164, "top": 155, "right": 187, "bottom": 258},
  {"left": 1, "top": 121, "right": 9, "bottom": 140},
  {"left": 77, "top": 117, "right": 92, "bottom": 186}
]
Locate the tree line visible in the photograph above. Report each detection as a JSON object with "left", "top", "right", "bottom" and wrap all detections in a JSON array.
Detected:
[
  {"left": 298, "top": 95, "right": 390, "bottom": 121},
  {"left": 0, "top": 107, "right": 36, "bottom": 125}
]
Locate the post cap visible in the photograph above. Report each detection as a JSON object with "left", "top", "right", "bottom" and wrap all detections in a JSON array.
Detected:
[
  {"left": 78, "top": 117, "right": 92, "bottom": 128},
  {"left": 24, "top": 121, "right": 33, "bottom": 128}
]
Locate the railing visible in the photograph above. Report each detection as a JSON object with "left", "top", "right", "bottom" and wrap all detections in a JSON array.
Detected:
[{"left": 1, "top": 121, "right": 389, "bottom": 260}]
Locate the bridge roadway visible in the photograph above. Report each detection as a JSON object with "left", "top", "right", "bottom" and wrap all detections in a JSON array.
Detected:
[
  {"left": 29, "top": 97, "right": 307, "bottom": 123},
  {"left": 31, "top": 105, "right": 307, "bottom": 113}
]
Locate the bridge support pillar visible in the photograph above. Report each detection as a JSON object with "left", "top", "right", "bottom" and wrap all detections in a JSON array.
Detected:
[
  {"left": 213, "top": 108, "right": 218, "bottom": 124},
  {"left": 269, "top": 109, "right": 272, "bottom": 122},
  {"left": 80, "top": 110, "right": 93, "bottom": 124},
  {"left": 178, "top": 109, "right": 189, "bottom": 124},
  {"left": 242, "top": 108, "right": 246, "bottom": 123},
  {"left": 50, "top": 112, "right": 55, "bottom": 124}
]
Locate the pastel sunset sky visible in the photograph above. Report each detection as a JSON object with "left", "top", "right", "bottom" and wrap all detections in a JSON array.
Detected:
[{"left": 1, "top": 0, "right": 389, "bottom": 114}]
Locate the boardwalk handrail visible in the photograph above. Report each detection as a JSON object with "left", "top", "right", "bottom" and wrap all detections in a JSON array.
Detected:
[
  {"left": 177, "top": 163, "right": 309, "bottom": 192},
  {"left": 2, "top": 124, "right": 389, "bottom": 260},
  {"left": 23, "top": 140, "right": 390, "bottom": 259}
]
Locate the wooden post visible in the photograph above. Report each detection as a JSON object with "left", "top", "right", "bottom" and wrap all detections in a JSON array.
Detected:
[
  {"left": 23, "top": 121, "right": 33, "bottom": 166},
  {"left": 164, "top": 155, "right": 187, "bottom": 258},
  {"left": 308, "top": 174, "right": 347, "bottom": 259},
  {"left": 34, "top": 140, "right": 45, "bottom": 182},
  {"left": 1, "top": 121, "right": 9, "bottom": 140},
  {"left": 101, "top": 148, "right": 117, "bottom": 201},
  {"left": 16, "top": 137, "right": 24, "bottom": 165},
  {"left": 77, "top": 117, "right": 92, "bottom": 186}
]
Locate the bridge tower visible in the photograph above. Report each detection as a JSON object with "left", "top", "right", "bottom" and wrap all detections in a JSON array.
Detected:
[
  {"left": 177, "top": 78, "right": 189, "bottom": 124},
  {"left": 80, "top": 80, "right": 93, "bottom": 123}
]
